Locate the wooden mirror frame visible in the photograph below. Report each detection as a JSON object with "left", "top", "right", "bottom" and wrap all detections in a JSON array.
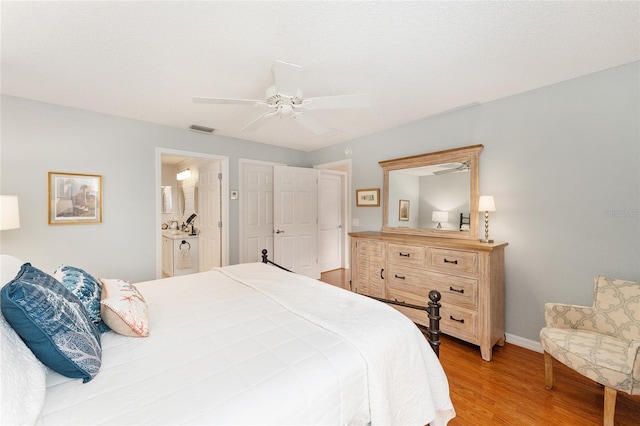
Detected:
[{"left": 380, "top": 144, "right": 483, "bottom": 240}]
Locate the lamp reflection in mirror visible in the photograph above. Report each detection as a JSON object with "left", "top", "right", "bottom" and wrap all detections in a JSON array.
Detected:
[
  {"left": 432, "top": 211, "right": 448, "bottom": 229},
  {"left": 0, "top": 195, "right": 20, "bottom": 230},
  {"left": 478, "top": 195, "right": 495, "bottom": 243}
]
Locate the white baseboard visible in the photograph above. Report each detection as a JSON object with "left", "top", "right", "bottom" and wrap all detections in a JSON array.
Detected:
[{"left": 505, "top": 333, "right": 543, "bottom": 353}]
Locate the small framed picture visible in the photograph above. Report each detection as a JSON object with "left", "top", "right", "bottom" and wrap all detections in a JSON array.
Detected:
[
  {"left": 399, "top": 199, "right": 410, "bottom": 221},
  {"left": 48, "top": 172, "right": 102, "bottom": 225},
  {"left": 356, "top": 188, "right": 380, "bottom": 207}
]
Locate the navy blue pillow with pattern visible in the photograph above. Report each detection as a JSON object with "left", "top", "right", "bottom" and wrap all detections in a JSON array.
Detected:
[
  {"left": 1, "top": 263, "right": 102, "bottom": 382},
  {"left": 54, "top": 265, "right": 110, "bottom": 333}
]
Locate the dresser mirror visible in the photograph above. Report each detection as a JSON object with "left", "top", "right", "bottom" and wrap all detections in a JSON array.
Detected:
[{"left": 380, "top": 144, "right": 483, "bottom": 239}]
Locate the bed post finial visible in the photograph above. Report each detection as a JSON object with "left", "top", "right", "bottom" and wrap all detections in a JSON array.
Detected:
[
  {"left": 428, "top": 290, "right": 442, "bottom": 357},
  {"left": 261, "top": 249, "right": 268, "bottom": 264}
]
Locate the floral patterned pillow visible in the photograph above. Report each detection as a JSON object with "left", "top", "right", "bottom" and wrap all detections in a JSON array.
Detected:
[{"left": 100, "top": 279, "right": 149, "bottom": 337}]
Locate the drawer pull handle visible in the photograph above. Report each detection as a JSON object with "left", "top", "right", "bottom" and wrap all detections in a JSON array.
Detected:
[
  {"left": 399, "top": 252, "right": 411, "bottom": 257},
  {"left": 450, "top": 315, "right": 465, "bottom": 324},
  {"left": 449, "top": 286, "right": 464, "bottom": 294},
  {"left": 380, "top": 268, "right": 385, "bottom": 280},
  {"left": 394, "top": 274, "right": 406, "bottom": 280},
  {"left": 443, "top": 258, "right": 458, "bottom": 265}
]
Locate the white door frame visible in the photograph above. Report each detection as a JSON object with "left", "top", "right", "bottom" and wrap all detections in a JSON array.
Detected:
[
  {"left": 155, "top": 148, "right": 229, "bottom": 278},
  {"left": 318, "top": 169, "right": 346, "bottom": 272},
  {"left": 314, "top": 159, "right": 351, "bottom": 269}
]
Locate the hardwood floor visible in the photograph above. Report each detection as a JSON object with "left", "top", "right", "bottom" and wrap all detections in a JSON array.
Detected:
[{"left": 320, "top": 269, "right": 640, "bottom": 425}]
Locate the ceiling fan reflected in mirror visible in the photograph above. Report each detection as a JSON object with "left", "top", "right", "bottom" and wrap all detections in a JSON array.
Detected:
[
  {"left": 433, "top": 161, "right": 470, "bottom": 175},
  {"left": 193, "top": 60, "right": 370, "bottom": 136}
]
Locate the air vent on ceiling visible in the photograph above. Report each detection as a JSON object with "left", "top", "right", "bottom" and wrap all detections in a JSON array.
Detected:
[{"left": 189, "top": 124, "right": 215, "bottom": 134}]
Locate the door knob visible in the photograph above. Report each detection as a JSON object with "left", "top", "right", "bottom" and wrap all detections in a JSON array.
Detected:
[{"left": 275, "top": 229, "right": 285, "bottom": 234}]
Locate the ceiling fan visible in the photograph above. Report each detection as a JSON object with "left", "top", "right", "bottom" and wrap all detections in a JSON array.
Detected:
[
  {"left": 193, "top": 60, "right": 370, "bottom": 136},
  {"left": 433, "top": 161, "right": 470, "bottom": 175}
]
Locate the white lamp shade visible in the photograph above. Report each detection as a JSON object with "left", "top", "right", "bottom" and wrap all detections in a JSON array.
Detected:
[
  {"left": 478, "top": 196, "right": 496, "bottom": 212},
  {"left": 432, "top": 211, "right": 449, "bottom": 223},
  {"left": 0, "top": 195, "right": 20, "bottom": 230}
]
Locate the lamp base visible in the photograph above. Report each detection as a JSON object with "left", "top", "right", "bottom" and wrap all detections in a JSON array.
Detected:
[{"left": 479, "top": 238, "right": 494, "bottom": 243}]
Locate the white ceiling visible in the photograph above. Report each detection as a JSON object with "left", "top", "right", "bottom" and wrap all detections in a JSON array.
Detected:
[{"left": 2, "top": 1, "right": 638, "bottom": 152}]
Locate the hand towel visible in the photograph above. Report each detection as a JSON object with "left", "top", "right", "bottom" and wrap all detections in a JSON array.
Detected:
[{"left": 176, "top": 245, "right": 192, "bottom": 269}]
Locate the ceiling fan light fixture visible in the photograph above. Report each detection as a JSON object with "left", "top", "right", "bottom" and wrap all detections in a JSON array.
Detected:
[
  {"left": 277, "top": 103, "right": 294, "bottom": 115},
  {"left": 265, "top": 85, "right": 303, "bottom": 105}
]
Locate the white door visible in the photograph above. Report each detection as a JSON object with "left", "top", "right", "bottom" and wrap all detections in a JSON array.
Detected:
[
  {"left": 318, "top": 171, "right": 343, "bottom": 272},
  {"left": 273, "top": 165, "right": 319, "bottom": 279},
  {"left": 198, "top": 162, "right": 221, "bottom": 271},
  {"left": 240, "top": 162, "right": 274, "bottom": 263}
]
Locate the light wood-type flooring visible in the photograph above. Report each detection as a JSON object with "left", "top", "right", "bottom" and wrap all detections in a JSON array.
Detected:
[{"left": 320, "top": 268, "right": 640, "bottom": 426}]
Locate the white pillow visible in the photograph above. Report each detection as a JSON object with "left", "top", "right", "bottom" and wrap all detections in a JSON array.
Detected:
[
  {"left": 0, "top": 254, "right": 48, "bottom": 425},
  {"left": 1, "top": 254, "right": 24, "bottom": 286}
]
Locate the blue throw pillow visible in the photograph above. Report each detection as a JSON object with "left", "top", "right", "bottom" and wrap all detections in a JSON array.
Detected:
[
  {"left": 54, "top": 265, "right": 110, "bottom": 333},
  {"left": 1, "top": 263, "right": 102, "bottom": 383}
]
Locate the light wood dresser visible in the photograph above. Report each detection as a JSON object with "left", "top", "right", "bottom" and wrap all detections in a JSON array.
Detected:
[{"left": 350, "top": 231, "right": 508, "bottom": 361}]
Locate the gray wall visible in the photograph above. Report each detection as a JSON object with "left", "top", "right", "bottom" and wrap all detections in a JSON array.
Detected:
[
  {"left": 1, "top": 61, "right": 638, "bottom": 343},
  {"left": 308, "top": 61, "right": 640, "bottom": 342},
  {"left": 0, "top": 96, "right": 307, "bottom": 282}
]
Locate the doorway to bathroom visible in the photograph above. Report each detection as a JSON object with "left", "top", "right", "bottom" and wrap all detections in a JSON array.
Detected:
[{"left": 155, "top": 148, "right": 229, "bottom": 279}]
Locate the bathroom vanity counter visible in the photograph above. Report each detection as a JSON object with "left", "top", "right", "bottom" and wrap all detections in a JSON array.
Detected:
[
  {"left": 162, "top": 230, "right": 198, "bottom": 240},
  {"left": 162, "top": 232, "right": 199, "bottom": 277}
]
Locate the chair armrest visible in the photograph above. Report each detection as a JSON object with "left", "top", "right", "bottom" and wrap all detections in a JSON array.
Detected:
[
  {"left": 628, "top": 339, "right": 640, "bottom": 390},
  {"left": 544, "top": 303, "right": 596, "bottom": 330}
]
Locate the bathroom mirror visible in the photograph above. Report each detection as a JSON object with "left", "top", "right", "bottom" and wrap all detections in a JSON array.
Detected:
[
  {"left": 161, "top": 186, "right": 172, "bottom": 214},
  {"left": 178, "top": 186, "right": 185, "bottom": 217},
  {"left": 380, "top": 144, "right": 482, "bottom": 240},
  {"left": 194, "top": 185, "right": 199, "bottom": 214}
]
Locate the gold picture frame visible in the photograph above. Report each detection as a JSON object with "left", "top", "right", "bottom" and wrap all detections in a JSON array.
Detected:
[
  {"left": 356, "top": 188, "right": 380, "bottom": 207},
  {"left": 48, "top": 172, "right": 102, "bottom": 225},
  {"left": 399, "top": 199, "right": 410, "bottom": 221}
]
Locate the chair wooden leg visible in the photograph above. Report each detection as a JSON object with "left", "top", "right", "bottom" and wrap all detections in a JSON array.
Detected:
[
  {"left": 603, "top": 386, "right": 617, "bottom": 426},
  {"left": 543, "top": 351, "right": 554, "bottom": 389}
]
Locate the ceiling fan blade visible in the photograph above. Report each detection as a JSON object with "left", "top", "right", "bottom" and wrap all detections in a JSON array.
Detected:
[
  {"left": 272, "top": 60, "right": 303, "bottom": 97},
  {"left": 433, "top": 168, "right": 459, "bottom": 175},
  {"left": 433, "top": 160, "right": 470, "bottom": 175},
  {"left": 193, "top": 96, "right": 264, "bottom": 106},
  {"left": 293, "top": 113, "right": 342, "bottom": 137},
  {"left": 303, "top": 93, "right": 370, "bottom": 110},
  {"left": 240, "top": 111, "right": 277, "bottom": 132}
]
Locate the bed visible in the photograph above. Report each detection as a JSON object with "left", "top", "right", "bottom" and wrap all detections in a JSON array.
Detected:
[{"left": 0, "top": 253, "right": 455, "bottom": 425}]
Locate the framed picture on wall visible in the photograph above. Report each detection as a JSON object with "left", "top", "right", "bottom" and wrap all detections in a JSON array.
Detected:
[
  {"left": 356, "top": 188, "right": 380, "bottom": 207},
  {"left": 399, "top": 199, "right": 410, "bottom": 221},
  {"left": 48, "top": 172, "right": 102, "bottom": 225}
]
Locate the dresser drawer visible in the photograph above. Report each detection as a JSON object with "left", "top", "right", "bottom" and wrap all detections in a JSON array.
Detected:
[
  {"left": 427, "top": 247, "right": 478, "bottom": 278},
  {"left": 387, "top": 243, "right": 426, "bottom": 267},
  {"left": 441, "top": 304, "right": 477, "bottom": 341},
  {"left": 387, "top": 265, "right": 478, "bottom": 309},
  {"left": 360, "top": 240, "right": 384, "bottom": 256},
  {"left": 387, "top": 299, "right": 478, "bottom": 343}
]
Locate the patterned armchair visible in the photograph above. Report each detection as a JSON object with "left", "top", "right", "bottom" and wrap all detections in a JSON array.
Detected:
[{"left": 540, "top": 276, "right": 640, "bottom": 426}]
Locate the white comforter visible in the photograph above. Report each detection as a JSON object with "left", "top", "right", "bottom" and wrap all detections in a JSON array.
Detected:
[
  {"left": 220, "top": 263, "right": 455, "bottom": 426},
  {"left": 39, "top": 263, "right": 454, "bottom": 425}
]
